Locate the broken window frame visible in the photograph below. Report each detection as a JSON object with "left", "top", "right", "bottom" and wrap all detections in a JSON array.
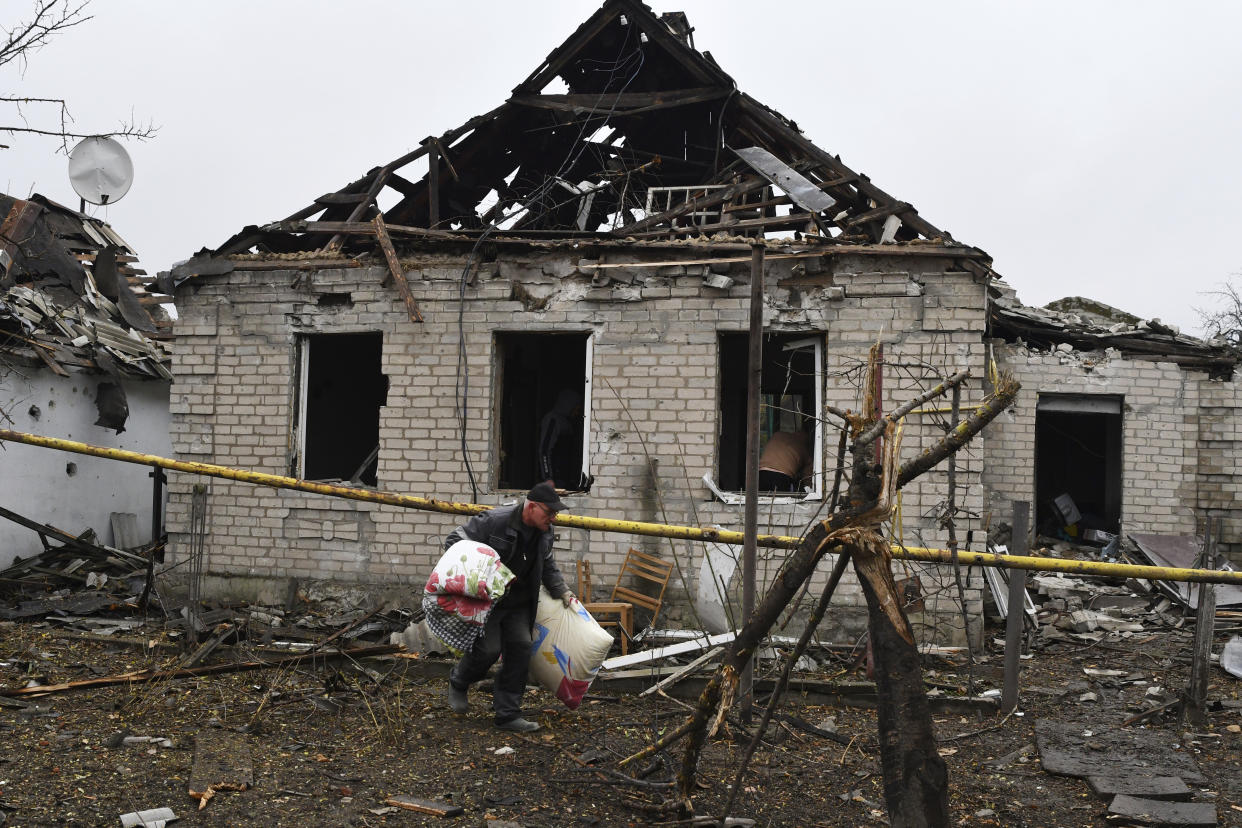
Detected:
[
  {"left": 492, "top": 331, "right": 594, "bottom": 492},
  {"left": 716, "top": 332, "right": 824, "bottom": 500},
  {"left": 292, "top": 332, "right": 386, "bottom": 486}
]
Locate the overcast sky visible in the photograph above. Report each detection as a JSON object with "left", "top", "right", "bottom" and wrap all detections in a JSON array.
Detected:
[{"left": 6, "top": 1, "right": 1242, "bottom": 335}]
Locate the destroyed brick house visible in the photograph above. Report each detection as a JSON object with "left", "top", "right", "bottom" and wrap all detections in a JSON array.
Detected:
[
  {"left": 0, "top": 193, "right": 173, "bottom": 567},
  {"left": 165, "top": 0, "right": 1240, "bottom": 644}
]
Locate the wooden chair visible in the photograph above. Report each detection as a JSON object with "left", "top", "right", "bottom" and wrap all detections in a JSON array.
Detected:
[{"left": 577, "top": 549, "right": 674, "bottom": 655}]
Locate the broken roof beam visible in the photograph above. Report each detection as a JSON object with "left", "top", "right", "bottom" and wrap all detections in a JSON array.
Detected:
[
  {"left": 373, "top": 215, "right": 423, "bottom": 323},
  {"left": 262, "top": 219, "right": 458, "bottom": 241},
  {"left": 318, "top": 105, "right": 507, "bottom": 249},
  {"left": 631, "top": 210, "right": 818, "bottom": 238},
  {"left": 510, "top": 86, "right": 730, "bottom": 115},
  {"left": 514, "top": 3, "right": 624, "bottom": 94}
]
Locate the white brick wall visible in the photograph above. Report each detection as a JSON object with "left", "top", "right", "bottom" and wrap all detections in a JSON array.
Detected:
[{"left": 165, "top": 252, "right": 1116, "bottom": 644}]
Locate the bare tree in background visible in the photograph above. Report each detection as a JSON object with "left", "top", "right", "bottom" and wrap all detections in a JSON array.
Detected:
[
  {"left": 2, "top": 1, "right": 156, "bottom": 152},
  {"left": 1197, "top": 276, "right": 1242, "bottom": 350}
]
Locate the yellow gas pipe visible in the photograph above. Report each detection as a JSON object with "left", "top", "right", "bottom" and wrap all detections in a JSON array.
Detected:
[{"left": 1, "top": 428, "right": 1238, "bottom": 587}]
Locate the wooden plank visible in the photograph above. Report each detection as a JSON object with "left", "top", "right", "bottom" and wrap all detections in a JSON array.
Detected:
[
  {"left": 230, "top": 259, "right": 365, "bottom": 271},
  {"left": 634, "top": 210, "right": 816, "bottom": 237},
  {"left": 266, "top": 219, "right": 457, "bottom": 241},
  {"left": 28, "top": 336, "right": 71, "bottom": 377},
  {"left": 1002, "top": 503, "right": 1030, "bottom": 712},
  {"left": 373, "top": 215, "right": 423, "bottom": 323},
  {"left": 384, "top": 796, "right": 464, "bottom": 817},
  {"left": 601, "top": 631, "right": 736, "bottom": 671},
  {"left": 638, "top": 646, "right": 723, "bottom": 697},
  {"left": 0, "top": 643, "right": 400, "bottom": 697},
  {"left": 313, "top": 191, "right": 369, "bottom": 206},
  {"left": 1186, "top": 518, "right": 1219, "bottom": 727},
  {"left": 430, "top": 137, "right": 460, "bottom": 182}
]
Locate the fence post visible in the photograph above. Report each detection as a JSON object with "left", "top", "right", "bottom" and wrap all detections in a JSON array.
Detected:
[{"left": 1001, "top": 501, "right": 1030, "bottom": 713}]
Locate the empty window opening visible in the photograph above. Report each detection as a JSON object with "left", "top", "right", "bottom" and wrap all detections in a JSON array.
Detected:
[
  {"left": 495, "top": 332, "right": 592, "bottom": 492},
  {"left": 316, "top": 292, "right": 353, "bottom": 307},
  {"left": 296, "top": 332, "right": 387, "bottom": 486},
  {"left": 1035, "top": 395, "right": 1123, "bottom": 537},
  {"left": 718, "top": 333, "right": 823, "bottom": 496}
]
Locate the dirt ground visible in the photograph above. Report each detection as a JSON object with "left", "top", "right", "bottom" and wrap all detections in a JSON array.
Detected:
[{"left": 0, "top": 605, "right": 1240, "bottom": 828}]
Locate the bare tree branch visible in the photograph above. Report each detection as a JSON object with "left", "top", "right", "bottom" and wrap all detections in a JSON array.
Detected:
[
  {"left": 0, "top": 1, "right": 92, "bottom": 72},
  {"left": 2, "top": 2, "right": 157, "bottom": 152},
  {"left": 1196, "top": 276, "right": 1242, "bottom": 349},
  {"left": 896, "top": 375, "right": 1020, "bottom": 488}
]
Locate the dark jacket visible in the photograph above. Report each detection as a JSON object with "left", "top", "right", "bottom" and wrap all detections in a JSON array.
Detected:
[{"left": 443, "top": 500, "right": 569, "bottom": 627}]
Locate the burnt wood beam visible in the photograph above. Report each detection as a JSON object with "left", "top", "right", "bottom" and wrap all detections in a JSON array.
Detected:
[
  {"left": 384, "top": 172, "right": 422, "bottom": 198},
  {"left": 282, "top": 173, "right": 376, "bottom": 223},
  {"left": 321, "top": 105, "right": 507, "bottom": 250},
  {"left": 264, "top": 219, "right": 458, "bottom": 241},
  {"left": 430, "top": 137, "right": 460, "bottom": 182},
  {"left": 514, "top": 5, "right": 623, "bottom": 94},
  {"left": 845, "top": 202, "right": 912, "bottom": 227},
  {"left": 427, "top": 140, "right": 441, "bottom": 229},
  {"left": 313, "top": 192, "right": 369, "bottom": 206},
  {"left": 630, "top": 210, "right": 817, "bottom": 238},
  {"left": 373, "top": 215, "right": 423, "bottom": 323},
  {"left": 510, "top": 86, "right": 729, "bottom": 114}
]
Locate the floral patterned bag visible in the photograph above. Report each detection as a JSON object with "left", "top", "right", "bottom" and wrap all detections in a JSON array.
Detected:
[{"left": 422, "top": 540, "right": 515, "bottom": 656}]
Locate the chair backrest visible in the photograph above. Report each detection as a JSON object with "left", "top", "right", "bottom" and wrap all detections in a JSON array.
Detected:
[
  {"left": 576, "top": 559, "right": 593, "bottom": 598},
  {"left": 610, "top": 548, "right": 673, "bottom": 619}
]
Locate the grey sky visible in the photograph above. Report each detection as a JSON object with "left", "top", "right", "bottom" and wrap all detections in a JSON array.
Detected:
[{"left": 6, "top": 1, "right": 1241, "bottom": 335}]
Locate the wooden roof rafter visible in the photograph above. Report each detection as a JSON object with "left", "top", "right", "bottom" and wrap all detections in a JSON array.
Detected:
[{"left": 208, "top": 0, "right": 986, "bottom": 269}]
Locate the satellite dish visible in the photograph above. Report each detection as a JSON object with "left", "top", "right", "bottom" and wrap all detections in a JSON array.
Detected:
[{"left": 68, "top": 136, "right": 134, "bottom": 205}]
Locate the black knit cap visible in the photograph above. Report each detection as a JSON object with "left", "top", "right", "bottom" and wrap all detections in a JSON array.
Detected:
[{"left": 527, "top": 481, "right": 568, "bottom": 512}]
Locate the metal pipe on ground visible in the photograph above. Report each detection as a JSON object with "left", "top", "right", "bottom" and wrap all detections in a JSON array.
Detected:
[{"left": 1, "top": 428, "right": 1239, "bottom": 588}]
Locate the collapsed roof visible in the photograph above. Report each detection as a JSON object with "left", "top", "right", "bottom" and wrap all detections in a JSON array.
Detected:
[
  {"left": 989, "top": 284, "right": 1238, "bottom": 375},
  {"left": 0, "top": 193, "right": 172, "bottom": 389},
  {"left": 211, "top": 0, "right": 989, "bottom": 275}
]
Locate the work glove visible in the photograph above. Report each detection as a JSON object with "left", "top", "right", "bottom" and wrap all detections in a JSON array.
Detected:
[{"left": 561, "top": 591, "right": 576, "bottom": 608}]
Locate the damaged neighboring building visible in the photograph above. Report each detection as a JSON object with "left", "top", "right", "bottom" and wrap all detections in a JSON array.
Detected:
[
  {"left": 0, "top": 193, "right": 173, "bottom": 566},
  {"left": 987, "top": 288, "right": 1240, "bottom": 558},
  {"left": 165, "top": 0, "right": 1239, "bottom": 643}
]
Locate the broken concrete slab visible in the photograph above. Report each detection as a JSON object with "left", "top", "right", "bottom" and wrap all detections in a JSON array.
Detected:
[
  {"left": 1087, "top": 775, "right": 1192, "bottom": 801},
  {"left": 1107, "top": 794, "right": 1215, "bottom": 827},
  {"left": 1034, "top": 720, "right": 1206, "bottom": 784}
]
